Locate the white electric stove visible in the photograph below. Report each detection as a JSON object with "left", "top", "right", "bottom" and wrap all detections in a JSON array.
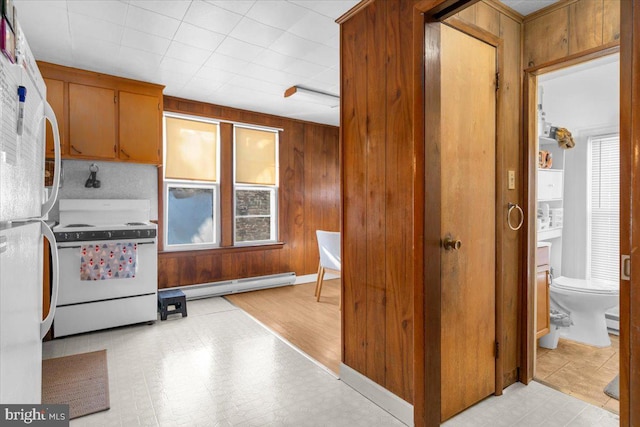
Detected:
[{"left": 52, "top": 199, "right": 158, "bottom": 337}]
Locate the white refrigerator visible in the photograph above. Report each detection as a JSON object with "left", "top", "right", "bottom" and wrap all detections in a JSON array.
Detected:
[{"left": 0, "top": 10, "right": 61, "bottom": 404}]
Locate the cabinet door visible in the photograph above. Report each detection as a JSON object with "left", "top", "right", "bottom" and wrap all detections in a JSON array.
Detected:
[
  {"left": 119, "top": 91, "right": 160, "bottom": 164},
  {"left": 43, "top": 78, "right": 65, "bottom": 158},
  {"left": 536, "top": 266, "right": 550, "bottom": 338},
  {"left": 69, "top": 83, "right": 116, "bottom": 159},
  {"left": 537, "top": 170, "right": 563, "bottom": 200}
]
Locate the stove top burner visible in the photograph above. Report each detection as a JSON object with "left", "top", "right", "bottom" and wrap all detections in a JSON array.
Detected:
[{"left": 65, "top": 224, "right": 94, "bottom": 227}]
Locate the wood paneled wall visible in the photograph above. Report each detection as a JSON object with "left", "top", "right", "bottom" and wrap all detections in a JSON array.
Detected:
[
  {"left": 523, "top": 0, "right": 620, "bottom": 68},
  {"left": 446, "top": 0, "right": 524, "bottom": 389},
  {"left": 158, "top": 96, "right": 339, "bottom": 288},
  {"left": 339, "top": 0, "right": 523, "bottom": 411},
  {"left": 340, "top": 0, "right": 417, "bottom": 403}
]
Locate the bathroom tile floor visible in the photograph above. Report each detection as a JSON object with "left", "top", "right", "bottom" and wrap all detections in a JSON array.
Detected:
[
  {"left": 44, "top": 296, "right": 619, "bottom": 426},
  {"left": 536, "top": 335, "right": 620, "bottom": 414}
]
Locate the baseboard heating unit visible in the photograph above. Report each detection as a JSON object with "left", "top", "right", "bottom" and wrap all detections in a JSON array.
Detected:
[{"left": 178, "top": 273, "right": 297, "bottom": 300}]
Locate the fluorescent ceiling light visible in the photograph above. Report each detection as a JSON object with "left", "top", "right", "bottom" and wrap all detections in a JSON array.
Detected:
[{"left": 284, "top": 86, "right": 339, "bottom": 108}]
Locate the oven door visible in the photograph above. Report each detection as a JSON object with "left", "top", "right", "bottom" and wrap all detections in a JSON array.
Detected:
[{"left": 57, "top": 238, "right": 157, "bottom": 305}]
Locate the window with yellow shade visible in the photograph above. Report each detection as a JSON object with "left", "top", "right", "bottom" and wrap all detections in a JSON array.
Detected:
[
  {"left": 234, "top": 126, "right": 278, "bottom": 244},
  {"left": 163, "top": 114, "right": 220, "bottom": 250}
]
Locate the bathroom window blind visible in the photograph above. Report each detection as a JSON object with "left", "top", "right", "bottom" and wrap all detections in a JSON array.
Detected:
[{"left": 589, "top": 135, "right": 620, "bottom": 283}]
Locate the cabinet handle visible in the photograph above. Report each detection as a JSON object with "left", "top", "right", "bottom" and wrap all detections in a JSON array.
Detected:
[
  {"left": 71, "top": 145, "right": 82, "bottom": 154},
  {"left": 120, "top": 148, "right": 130, "bottom": 158}
]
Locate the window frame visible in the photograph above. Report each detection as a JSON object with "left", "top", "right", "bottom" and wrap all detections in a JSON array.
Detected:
[
  {"left": 233, "top": 124, "right": 280, "bottom": 246},
  {"left": 163, "top": 112, "right": 221, "bottom": 252},
  {"left": 586, "top": 132, "right": 620, "bottom": 282}
]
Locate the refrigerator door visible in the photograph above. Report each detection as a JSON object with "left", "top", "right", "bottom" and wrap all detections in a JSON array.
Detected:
[
  {"left": 0, "top": 221, "right": 43, "bottom": 404},
  {"left": 0, "top": 50, "right": 59, "bottom": 222}
]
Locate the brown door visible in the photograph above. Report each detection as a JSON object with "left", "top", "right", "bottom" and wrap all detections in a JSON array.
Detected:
[{"left": 439, "top": 24, "right": 497, "bottom": 422}]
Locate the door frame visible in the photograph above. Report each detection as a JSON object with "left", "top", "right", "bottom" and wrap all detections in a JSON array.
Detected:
[
  {"left": 423, "top": 16, "right": 504, "bottom": 424},
  {"left": 520, "top": 43, "right": 621, "bottom": 386}
]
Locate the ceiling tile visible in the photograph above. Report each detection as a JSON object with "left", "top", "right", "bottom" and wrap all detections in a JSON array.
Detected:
[
  {"left": 173, "top": 22, "right": 226, "bottom": 51},
  {"left": 118, "top": 46, "right": 164, "bottom": 72},
  {"left": 69, "top": 12, "right": 124, "bottom": 44},
  {"left": 71, "top": 36, "right": 121, "bottom": 72},
  {"left": 286, "top": 59, "right": 327, "bottom": 78},
  {"left": 203, "top": 53, "right": 249, "bottom": 73},
  {"left": 290, "top": 0, "right": 359, "bottom": 20},
  {"left": 183, "top": 1, "right": 242, "bottom": 35},
  {"left": 67, "top": 0, "right": 128, "bottom": 25},
  {"left": 228, "top": 75, "right": 285, "bottom": 96},
  {"left": 287, "top": 11, "right": 337, "bottom": 43},
  {"left": 121, "top": 27, "right": 170, "bottom": 56},
  {"left": 270, "top": 32, "right": 322, "bottom": 58},
  {"left": 309, "top": 66, "right": 339, "bottom": 86},
  {"left": 238, "top": 62, "right": 298, "bottom": 86},
  {"left": 125, "top": 5, "right": 181, "bottom": 39},
  {"left": 131, "top": 0, "right": 191, "bottom": 20},
  {"left": 246, "top": 1, "right": 308, "bottom": 31},
  {"left": 252, "top": 50, "right": 295, "bottom": 71},
  {"left": 302, "top": 44, "right": 338, "bottom": 66},
  {"left": 215, "top": 37, "right": 265, "bottom": 62},
  {"left": 164, "top": 41, "right": 212, "bottom": 66},
  {"left": 229, "top": 17, "right": 285, "bottom": 48},
  {"left": 159, "top": 56, "right": 202, "bottom": 76},
  {"left": 194, "top": 66, "right": 236, "bottom": 85},
  {"left": 13, "top": 2, "right": 71, "bottom": 54},
  {"left": 206, "top": 0, "right": 256, "bottom": 15}
]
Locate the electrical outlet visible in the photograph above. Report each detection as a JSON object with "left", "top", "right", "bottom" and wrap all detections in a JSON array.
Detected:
[{"left": 508, "top": 170, "right": 516, "bottom": 190}]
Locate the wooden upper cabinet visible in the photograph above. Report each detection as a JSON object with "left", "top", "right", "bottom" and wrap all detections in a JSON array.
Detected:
[
  {"left": 118, "top": 91, "right": 161, "bottom": 164},
  {"left": 69, "top": 83, "right": 117, "bottom": 159},
  {"left": 37, "top": 61, "right": 164, "bottom": 164},
  {"left": 43, "top": 78, "right": 65, "bottom": 158}
]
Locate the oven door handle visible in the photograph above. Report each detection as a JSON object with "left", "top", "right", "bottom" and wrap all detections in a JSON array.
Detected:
[
  {"left": 57, "top": 241, "right": 156, "bottom": 249},
  {"left": 41, "top": 221, "right": 59, "bottom": 339}
]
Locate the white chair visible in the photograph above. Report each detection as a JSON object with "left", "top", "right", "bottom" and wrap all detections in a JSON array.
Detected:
[{"left": 315, "top": 230, "right": 341, "bottom": 305}]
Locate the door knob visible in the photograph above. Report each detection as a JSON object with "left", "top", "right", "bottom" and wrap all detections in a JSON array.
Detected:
[{"left": 443, "top": 237, "right": 462, "bottom": 251}]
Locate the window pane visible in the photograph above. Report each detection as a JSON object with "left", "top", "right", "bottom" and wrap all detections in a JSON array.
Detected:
[
  {"left": 236, "top": 217, "right": 272, "bottom": 242},
  {"left": 236, "top": 189, "right": 271, "bottom": 216},
  {"left": 167, "top": 187, "right": 215, "bottom": 245},
  {"left": 235, "top": 189, "right": 274, "bottom": 242},
  {"left": 165, "top": 117, "right": 218, "bottom": 181},
  {"left": 235, "top": 127, "right": 276, "bottom": 185}
]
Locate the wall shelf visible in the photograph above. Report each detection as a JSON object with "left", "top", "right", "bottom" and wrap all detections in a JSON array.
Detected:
[{"left": 538, "top": 227, "right": 562, "bottom": 240}]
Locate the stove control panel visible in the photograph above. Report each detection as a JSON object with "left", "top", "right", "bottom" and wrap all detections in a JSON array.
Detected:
[{"left": 54, "top": 228, "right": 157, "bottom": 242}]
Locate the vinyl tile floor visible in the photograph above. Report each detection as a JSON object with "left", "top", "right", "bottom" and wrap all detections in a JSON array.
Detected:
[{"left": 44, "top": 296, "right": 619, "bottom": 427}]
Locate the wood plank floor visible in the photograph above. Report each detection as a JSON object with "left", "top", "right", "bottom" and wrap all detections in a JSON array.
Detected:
[
  {"left": 536, "top": 335, "right": 619, "bottom": 414},
  {"left": 225, "top": 279, "right": 341, "bottom": 374}
]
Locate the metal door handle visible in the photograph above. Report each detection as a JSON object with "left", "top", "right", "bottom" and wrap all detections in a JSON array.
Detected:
[
  {"left": 622, "top": 255, "right": 630, "bottom": 280},
  {"left": 443, "top": 237, "right": 462, "bottom": 251}
]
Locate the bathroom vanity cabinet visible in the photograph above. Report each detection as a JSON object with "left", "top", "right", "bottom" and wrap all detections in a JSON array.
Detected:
[{"left": 536, "top": 244, "right": 551, "bottom": 338}]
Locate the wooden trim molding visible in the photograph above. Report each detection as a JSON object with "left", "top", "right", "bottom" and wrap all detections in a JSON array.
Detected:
[
  {"left": 335, "top": 0, "right": 374, "bottom": 24},
  {"left": 483, "top": 0, "right": 523, "bottom": 23},
  {"left": 524, "top": 42, "right": 620, "bottom": 74},
  {"left": 158, "top": 242, "right": 285, "bottom": 258}
]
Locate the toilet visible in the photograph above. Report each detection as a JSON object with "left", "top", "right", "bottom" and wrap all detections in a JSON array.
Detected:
[{"left": 549, "top": 276, "right": 619, "bottom": 347}]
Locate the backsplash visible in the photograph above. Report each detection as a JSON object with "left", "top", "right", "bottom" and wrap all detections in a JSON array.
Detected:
[{"left": 48, "top": 160, "right": 158, "bottom": 221}]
